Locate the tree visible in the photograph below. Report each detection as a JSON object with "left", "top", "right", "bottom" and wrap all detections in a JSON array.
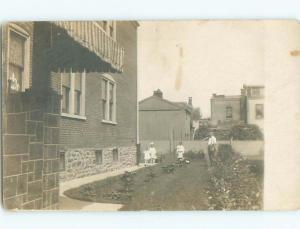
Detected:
[{"left": 192, "top": 107, "right": 202, "bottom": 120}]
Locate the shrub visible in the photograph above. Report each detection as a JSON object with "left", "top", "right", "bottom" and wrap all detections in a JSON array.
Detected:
[
  {"left": 194, "top": 126, "right": 210, "bottom": 140},
  {"left": 184, "top": 150, "right": 205, "bottom": 160},
  {"left": 230, "top": 124, "right": 263, "bottom": 140}
]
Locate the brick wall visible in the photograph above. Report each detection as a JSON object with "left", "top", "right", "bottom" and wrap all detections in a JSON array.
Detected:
[
  {"left": 53, "top": 21, "right": 138, "bottom": 150},
  {"left": 211, "top": 97, "right": 242, "bottom": 125},
  {"left": 2, "top": 92, "right": 61, "bottom": 210},
  {"left": 60, "top": 145, "right": 137, "bottom": 182},
  {"left": 2, "top": 22, "right": 61, "bottom": 210}
]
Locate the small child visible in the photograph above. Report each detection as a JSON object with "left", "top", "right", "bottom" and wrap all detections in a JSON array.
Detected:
[
  {"left": 176, "top": 142, "right": 185, "bottom": 161},
  {"left": 144, "top": 148, "right": 151, "bottom": 166},
  {"left": 149, "top": 142, "right": 157, "bottom": 164}
]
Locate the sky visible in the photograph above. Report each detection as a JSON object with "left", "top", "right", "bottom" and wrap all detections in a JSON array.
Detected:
[{"left": 138, "top": 20, "right": 265, "bottom": 117}]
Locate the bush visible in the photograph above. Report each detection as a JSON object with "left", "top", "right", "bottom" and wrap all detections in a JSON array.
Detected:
[
  {"left": 230, "top": 124, "right": 263, "bottom": 140},
  {"left": 184, "top": 150, "right": 205, "bottom": 160},
  {"left": 194, "top": 126, "right": 210, "bottom": 140}
]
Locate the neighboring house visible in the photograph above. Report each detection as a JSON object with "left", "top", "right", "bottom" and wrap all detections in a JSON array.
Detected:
[
  {"left": 210, "top": 94, "right": 242, "bottom": 126},
  {"left": 241, "top": 85, "right": 264, "bottom": 130},
  {"left": 2, "top": 21, "right": 138, "bottom": 210},
  {"left": 139, "top": 89, "right": 193, "bottom": 141},
  {"left": 210, "top": 84, "right": 264, "bottom": 130}
]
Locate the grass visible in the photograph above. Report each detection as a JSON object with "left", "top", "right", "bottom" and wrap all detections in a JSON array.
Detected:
[{"left": 64, "top": 152, "right": 263, "bottom": 211}]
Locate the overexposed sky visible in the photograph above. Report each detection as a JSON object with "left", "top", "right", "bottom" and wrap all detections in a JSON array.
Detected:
[{"left": 138, "top": 20, "right": 265, "bottom": 117}]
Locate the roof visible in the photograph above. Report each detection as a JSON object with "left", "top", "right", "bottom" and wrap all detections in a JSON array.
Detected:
[
  {"left": 139, "top": 96, "right": 192, "bottom": 113},
  {"left": 211, "top": 94, "right": 241, "bottom": 100}
]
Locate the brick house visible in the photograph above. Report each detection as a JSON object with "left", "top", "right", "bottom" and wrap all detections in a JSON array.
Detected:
[
  {"left": 139, "top": 89, "right": 193, "bottom": 141},
  {"left": 2, "top": 21, "right": 139, "bottom": 210},
  {"left": 210, "top": 94, "right": 242, "bottom": 126},
  {"left": 210, "top": 85, "right": 264, "bottom": 130}
]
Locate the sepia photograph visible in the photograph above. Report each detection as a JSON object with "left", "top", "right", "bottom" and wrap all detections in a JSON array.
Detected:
[{"left": 0, "top": 20, "right": 275, "bottom": 211}]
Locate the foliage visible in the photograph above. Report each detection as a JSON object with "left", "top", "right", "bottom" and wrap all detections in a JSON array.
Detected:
[
  {"left": 184, "top": 150, "right": 205, "bottom": 160},
  {"left": 206, "top": 146, "right": 263, "bottom": 210},
  {"left": 194, "top": 124, "right": 263, "bottom": 141},
  {"left": 194, "top": 126, "right": 210, "bottom": 140},
  {"left": 230, "top": 124, "right": 263, "bottom": 140},
  {"left": 192, "top": 107, "right": 202, "bottom": 120}
]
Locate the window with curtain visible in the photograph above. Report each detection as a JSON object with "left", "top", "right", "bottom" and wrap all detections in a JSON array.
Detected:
[{"left": 9, "top": 30, "right": 26, "bottom": 93}]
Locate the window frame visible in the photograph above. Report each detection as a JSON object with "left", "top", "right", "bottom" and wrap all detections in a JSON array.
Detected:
[
  {"left": 255, "top": 104, "right": 264, "bottom": 119},
  {"left": 101, "top": 74, "right": 117, "bottom": 125},
  {"left": 7, "top": 24, "right": 30, "bottom": 93},
  {"left": 61, "top": 70, "right": 86, "bottom": 120},
  {"left": 226, "top": 106, "right": 233, "bottom": 119},
  {"left": 95, "top": 150, "right": 103, "bottom": 165},
  {"left": 59, "top": 151, "right": 66, "bottom": 172},
  {"left": 112, "top": 148, "right": 119, "bottom": 162}
]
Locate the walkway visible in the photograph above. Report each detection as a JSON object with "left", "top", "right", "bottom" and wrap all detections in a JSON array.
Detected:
[{"left": 59, "top": 164, "right": 146, "bottom": 211}]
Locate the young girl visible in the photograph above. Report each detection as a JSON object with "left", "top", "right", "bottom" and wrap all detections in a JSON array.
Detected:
[
  {"left": 149, "top": 142, "right": 157, "bottom": 164},
  {"left": 144, "top": 148, "right": 151, "bottom": 166}
]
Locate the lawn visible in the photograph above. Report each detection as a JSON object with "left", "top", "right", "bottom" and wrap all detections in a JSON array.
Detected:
[{"left": 64, "top": 149, "right": 263, "bottom": 211}]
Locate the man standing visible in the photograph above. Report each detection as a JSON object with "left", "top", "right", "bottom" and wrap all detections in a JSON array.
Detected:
[{"left": 207, "top": 133, "right": 217, "bottom": 166}]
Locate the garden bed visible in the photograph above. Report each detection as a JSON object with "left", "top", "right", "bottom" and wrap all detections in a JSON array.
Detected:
[{"left": 64, "top": 148, "right": 263, "bottom": 211}]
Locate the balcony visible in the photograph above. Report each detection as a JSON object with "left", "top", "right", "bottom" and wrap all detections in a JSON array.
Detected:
[{"left": 52, "top": 21, "right": 125, "bottom": 73}]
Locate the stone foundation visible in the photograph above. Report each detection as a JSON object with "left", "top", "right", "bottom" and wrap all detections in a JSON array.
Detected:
[{"left": 60, "top": 145, "right": 137, "bottom": 182}]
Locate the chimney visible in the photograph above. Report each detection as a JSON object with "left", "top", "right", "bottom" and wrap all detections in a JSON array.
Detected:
[
  {"left": 153, "top": 89, "right": 163, "bottom": 98},
  {"left": 188, "top": 97, "right": 193, "bottom": 106}
]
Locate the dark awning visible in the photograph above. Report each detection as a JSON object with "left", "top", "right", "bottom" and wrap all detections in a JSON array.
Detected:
[{"left": 50, "top": 21, "right": 125, "bottom": 73}]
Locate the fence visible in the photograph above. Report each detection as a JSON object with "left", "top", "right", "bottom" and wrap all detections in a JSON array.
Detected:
[{"left": 140, "top": 140, "right": 264, "bottom": 160}]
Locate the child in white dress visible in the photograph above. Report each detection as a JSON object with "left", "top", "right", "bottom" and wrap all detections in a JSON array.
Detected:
[
  {"left": 149, "top": 142, "right": 157, "bottom": 164},
  {"left": 144, "top": 148, "right": 151, "bottom": 166}
]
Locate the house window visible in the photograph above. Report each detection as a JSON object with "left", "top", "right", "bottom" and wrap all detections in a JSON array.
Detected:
[
  {"left": 61, "top": 70, "right": 86, "bottom": 119},
  {"left": 112, "top": 148, "right": 119, "bottom": 162},
  {"left": 8, "top": 26, "right": 30, "bottom": 93},
  {"left": 95, "top": 150, "right": 103, "bottom": 165},
  {"left": 59, "top": 152, "right": 65, "bottom": 171},
  {"left": 102, "top": 74, "right": 116, "bottom": 123},
  {"left": 226, "top": 106, "right": 233, "bottom": 119},
  {"left": 255, "top": 104, "right": 264, "bottom": 119}
]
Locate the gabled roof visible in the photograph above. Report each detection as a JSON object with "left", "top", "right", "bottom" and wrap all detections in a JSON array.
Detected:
[{"left": 139, "top": 96, "right": 192, "bottom": 113}]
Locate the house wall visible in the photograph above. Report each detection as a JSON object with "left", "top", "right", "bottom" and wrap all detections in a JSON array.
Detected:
[
  {"left": 60, "top": 146, "right": 136, "bottom": 182},
  {"left": 139, "top": 110, "right": 191, "bottom": 141},
  {"left": 2, "top": 22, "right": 61, "bottom": 210},
  {"left": 49, "top": 21, "right": 139, "bottom": 181},
  {"left": 247, "top": 97, "right": 264, "bottom": 130},
  {"left": 211, "top": 97, "right": 241, "bottom": 125}
]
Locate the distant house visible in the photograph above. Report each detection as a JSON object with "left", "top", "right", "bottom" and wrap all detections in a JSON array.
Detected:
[
  {"left": 210, "top": 84, "right": 264, "bottom": 130},
  {"left": 241, "top": 85, "right": 264, "bottom": 130},
  {"left": 210, "top": 94, "right": 242, "bottom": 126},
  {"left": 139, "top": 89, "right": 193, "bottom": 141}
]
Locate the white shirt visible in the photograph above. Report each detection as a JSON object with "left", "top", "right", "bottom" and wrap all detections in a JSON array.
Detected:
[
  {"left": 208, "top": 136, "right": 217, "bottom": 145},
  {"left": 176, "top": 145, "right": 185, "bottom": 158},
  {"left": 149, "top": 147, "right": 157, "bottom": 159}
]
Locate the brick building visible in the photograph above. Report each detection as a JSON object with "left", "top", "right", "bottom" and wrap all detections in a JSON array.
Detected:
[
  {"left": 2, "top": 21, "right": 139, "bottom": 210},
  {"left": 139, "top": 89, "right": 193, "bottom": 141},
  {"left": 210, "top": 85, "right": 264, "bottom": 130},
  {"left": 210, "top": 94, "right": 242, "bottom": 126}
]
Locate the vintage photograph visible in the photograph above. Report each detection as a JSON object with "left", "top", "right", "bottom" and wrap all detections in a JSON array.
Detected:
[{"left": 1, "top": 21, "right": 264, "bottom": 211}]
